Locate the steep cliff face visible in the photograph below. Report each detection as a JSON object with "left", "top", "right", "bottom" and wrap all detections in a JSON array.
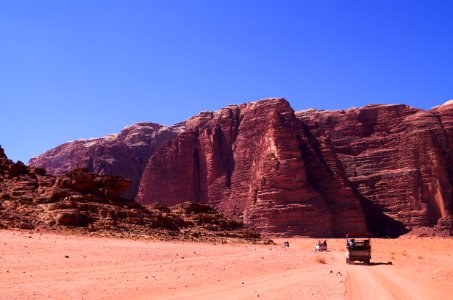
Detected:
[
  {"left": 137, "top": 99, "right": 367, "bottom": 236},
  {"left": 29, "top": 122, "right": 184, "bottom": 198},
  {"left": 430, "top": 101, "right": 453, "bottom": 233},
  {"left": 297, "top": 104, "right": 453, "bottom": 236},
  {"left": 29, "top": 98, "right": 453, "bottom": 237}
]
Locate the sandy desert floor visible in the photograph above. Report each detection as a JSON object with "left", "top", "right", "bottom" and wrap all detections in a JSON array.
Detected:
[{"left": 1, "top": 230, "right": 452, "bottom": 300}]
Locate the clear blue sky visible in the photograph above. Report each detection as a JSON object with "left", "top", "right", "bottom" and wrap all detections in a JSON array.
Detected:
[{"left": 1, "top": 1, "right": 452, "bottom": 163}]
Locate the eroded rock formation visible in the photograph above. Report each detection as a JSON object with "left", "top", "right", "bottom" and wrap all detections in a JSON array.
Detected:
[
  {"left": 29, "top": 98, "right": 453, "bottom": 237},
  {"left": 29, "top": 122, "right": 184, "bottom": 198},
  {"left": 137, "top": 99, "right": 452, "bottom": 236},
  {"left": 137, "top": 99, "right": 367, "bottom": 237},
  {"left": 1, "top": 146, "right": 265, "bottom": 243},
  {"left": 297, "top": 103, "right": 453, "bottom": 236}
]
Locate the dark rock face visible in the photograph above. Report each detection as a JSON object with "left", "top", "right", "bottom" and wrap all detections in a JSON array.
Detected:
[{"left": 29, "top": 122, "right": 184, "bottom": 199}]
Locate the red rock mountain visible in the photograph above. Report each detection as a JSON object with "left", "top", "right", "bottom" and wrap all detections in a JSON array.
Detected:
[
  {"left": 29, "top": 122, "right": 184, "bottom": 199},
  {"left": 297, "top": 102, "right": 453, "bottom": 237},
  {"left": 29, "top": 99, "right": 453, "bottom": 237}
]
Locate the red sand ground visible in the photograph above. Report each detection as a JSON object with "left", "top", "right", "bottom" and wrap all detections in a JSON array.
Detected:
[{"left": 1, "top": 230, "right": 452, "bottom": 299}]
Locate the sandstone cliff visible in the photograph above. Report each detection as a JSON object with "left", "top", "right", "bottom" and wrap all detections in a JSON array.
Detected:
[
  {"left": 297, "top": 103, "right": 453, "bottom": 236},
  {"left": 29, "top": 122, "right": 184, "bottom": 199},
  {"left": 137, "top": 99, "right": 367, "bottom": 237},
  {"left": 29, "top": 99, "right": 453, "bottom": 237},
  {"left": 137, "top": 99, "right": 452, "bottom": 236}
]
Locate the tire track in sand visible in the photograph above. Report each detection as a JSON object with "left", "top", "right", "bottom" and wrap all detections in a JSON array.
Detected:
[{"left": 343, "top": 257, "right": 450, "bottom": 300}]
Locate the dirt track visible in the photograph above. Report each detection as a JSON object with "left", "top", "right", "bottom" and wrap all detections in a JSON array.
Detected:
[
  {"left": 1, "top": 230, "right": 452, "bottom": 299},
  {"left": 344, "top": 260, "right": 452, "bottom": 300},
  {"left": 309, "top": 238, "right": 452, "bottom": 300}
]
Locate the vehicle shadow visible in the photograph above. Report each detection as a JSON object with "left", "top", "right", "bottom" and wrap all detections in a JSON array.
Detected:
[
  {"left": 350, "top": 261, "right": 392, "bottom": 266},
  {"left": 369, "top": 261, "right": 393, "bottom": 266}
]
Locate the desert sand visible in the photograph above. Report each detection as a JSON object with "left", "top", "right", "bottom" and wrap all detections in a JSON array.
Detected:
[{"left": 1, "top": 230, "right": 452, "bottom": 300}]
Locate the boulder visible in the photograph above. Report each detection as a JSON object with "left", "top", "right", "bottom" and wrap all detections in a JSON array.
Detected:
[
  {"left": 55, "top": 210, "right": 90, "bottom": 227},
  {"left": 8, "top": 161, "right": 28, "bottom": 176}
]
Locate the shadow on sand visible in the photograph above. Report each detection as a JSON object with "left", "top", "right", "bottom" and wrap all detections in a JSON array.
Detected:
[{"left": 350, "top": 261, "right": 393, "bottom": 266}]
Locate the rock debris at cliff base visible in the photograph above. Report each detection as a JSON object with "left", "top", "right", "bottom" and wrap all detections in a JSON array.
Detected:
[{"left": 0, "top": 149, "right": 268, "bottom": 243}]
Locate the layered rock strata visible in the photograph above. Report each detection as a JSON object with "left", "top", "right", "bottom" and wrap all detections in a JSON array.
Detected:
[
  {"left": 137, "top": 99, "right": 367, "bottom": 236},
  {"left": 29, "top": 122, "right": 184, "bottom": 198},
  {"left": 29, "top": 98, "right": 453, "bottom": 237},
  {"left": 297, "top": 103, "right": 453, "bottom": 236}
]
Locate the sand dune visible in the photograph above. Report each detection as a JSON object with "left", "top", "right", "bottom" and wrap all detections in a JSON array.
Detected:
[{"left": 1, "top": 230, "right": 452, "bottom": 299}]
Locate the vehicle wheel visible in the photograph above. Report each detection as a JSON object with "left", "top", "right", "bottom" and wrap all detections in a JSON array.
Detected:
[
  {"left": 346, "top": 258, "right": 350, "bottom": 264},
  {"left": 365, "top": 259, "right": 370, "bottom": 265}
]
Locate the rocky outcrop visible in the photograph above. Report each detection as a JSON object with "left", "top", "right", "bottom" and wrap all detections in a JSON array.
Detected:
[
  {"left": 29, "top": 122, "right": 184, "bottom": 199},
  {"left": 1, "top": 146, "right": 266, "bottom": 243}
]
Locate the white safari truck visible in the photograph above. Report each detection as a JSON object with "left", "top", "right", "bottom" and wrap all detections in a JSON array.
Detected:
[{"left": 345, "top": 233, "right": 371, "bottom": 265}]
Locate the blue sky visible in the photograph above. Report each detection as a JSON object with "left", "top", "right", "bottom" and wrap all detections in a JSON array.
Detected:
[{"left": 1, "top": 0, "right": 452, "bottom": 162}]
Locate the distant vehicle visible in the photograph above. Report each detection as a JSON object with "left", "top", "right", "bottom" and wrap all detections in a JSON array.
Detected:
[
  {"left": 315, "top": 240, "right": 327, "bottom": 252},
  {"left": 345, "top": 233, "right": 371, "bottom": 264}
]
